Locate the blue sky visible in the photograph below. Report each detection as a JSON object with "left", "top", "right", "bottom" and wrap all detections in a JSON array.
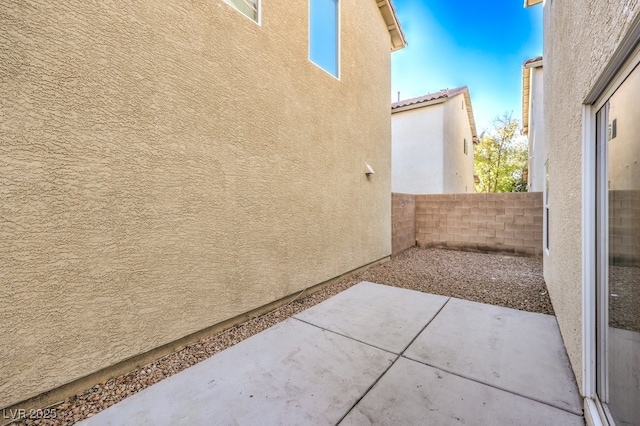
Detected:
[
  {"left": 309, "top": 0, "right": 339, "bottom": 77},
  {"left": 391, "top": 0, "right": 543, "bottom": 133}
]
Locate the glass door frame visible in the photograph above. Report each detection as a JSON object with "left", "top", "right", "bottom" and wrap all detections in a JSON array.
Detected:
[
  {"left": 594, "top": 102, "right": 618, "bottom": 425},
  {"left": 595, "top": 103, "right": 608, "bottom": 403},
  {"left": 582, "top": 20, "right": 640, "bottom": 424}
]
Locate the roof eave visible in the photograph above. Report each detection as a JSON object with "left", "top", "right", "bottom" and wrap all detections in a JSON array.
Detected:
[
  {"left": 524, "top": 58, "right": 543, "bottom": 69},
  {"left": 522, "top": 67, "right": 531, "bottom": 135},
  {"left": 521, "top": 57, "right": 542, "bottom": 136},
  {"left": 377, "top": 0, "right": 407, "bottom": 51},
  {"left": 391, "top": 96, "right": 448, "bottom": 113},
  {"left": 524, "top": 0, "right": 543, "bottom": 7},
  {"left": 462, "top": 90, "right": 478, "bottom": 141},
  {"left": 392, "top": 87, "right": 479, "bottom": 141}
]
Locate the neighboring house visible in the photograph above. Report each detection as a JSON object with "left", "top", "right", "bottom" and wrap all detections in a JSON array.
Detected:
[
  {"left": 528, "top": 0, "right": 640, "bottom": 424},
  {"left": 0, "top": 0, "right": 406, "bottom": 411},
  {"left": 521, "top": 56, "right": 545, "bottom": 192},
  {"left": 391, "top": 86, "right": 478, "bottom": 194}
]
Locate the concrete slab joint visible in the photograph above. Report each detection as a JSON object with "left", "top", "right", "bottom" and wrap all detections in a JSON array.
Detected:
[{"left": 80, "top": 282, "right": 583, "bottom": 425}]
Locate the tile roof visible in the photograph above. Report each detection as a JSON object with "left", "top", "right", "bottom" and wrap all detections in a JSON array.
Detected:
[
  {"left": 391, "top": 86, "right": 478, "bottom": 139},
  {"left": 391, "top": 86, "right": 469, "bottom": 110},
  {"left": 524, "top": 56, "right": 543, "bottom": 67}
]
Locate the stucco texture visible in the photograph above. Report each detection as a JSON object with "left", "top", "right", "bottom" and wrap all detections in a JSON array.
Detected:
[
  {"left": 391, "top": 104, "right": 444, "bottom": 194},
  {"left": 391, "top": 93, "right": 474, "bottom": 195},
  {"left": 0, "top": 0, "right": 394, "bottom": 407},
  {"left": 543, "top": 0, "right": 640, "bottom": 393},
  {"left": 442, "top": 93, "right": 475, "bottom": 194},
  {"left": 527, "top": 66, "right": 545, "bottom": 192}
]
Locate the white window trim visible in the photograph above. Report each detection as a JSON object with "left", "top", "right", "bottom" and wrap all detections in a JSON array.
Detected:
[
  {"left": 581, "top": 103, "right": 597, "bottom": 399},
  {"left": 223, "top": 0, "right": 262, "bottom": 25},
  {"left": 308, "top": 0, "right": 341, "bottom": 80},
  {"left": 543, "top": 159, "right": 550, "bottom": 255},
  {"left": 581, "top": 14, "right": 640, "bottom": 423}
]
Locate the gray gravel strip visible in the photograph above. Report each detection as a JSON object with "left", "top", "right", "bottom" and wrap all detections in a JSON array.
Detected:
[
  {"left": 609, "top": 265, "right": 640, "bottom": 332},
  {"left": 15, "top": 247, "right": 552, "bottom": 425}
]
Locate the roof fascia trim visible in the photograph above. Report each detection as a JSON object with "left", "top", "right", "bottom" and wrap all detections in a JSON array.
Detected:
[{"left": 377, "top": 0, "right": 407, "bottom": 51}]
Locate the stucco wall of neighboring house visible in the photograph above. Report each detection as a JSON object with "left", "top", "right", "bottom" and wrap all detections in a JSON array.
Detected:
[
  {"left": 528, "top": 66, "right": 545, "bottom": 192},
  {"left": 608, "top": 65, "right": 640, "bottom": 191},
  {"left": 442, "top": 93, "right": 475, "bottom": 194},
  {"left": 391, "top": 105, "right": 445, "bottom": 194},
  {"left": 608, "top": 64, "right": 640, "bottom": 266},
  {"left": 0, "top": 0, "right": 394, "bottom": 407},
  {"left": 543, "top": 0, "right": 640, "bottom": 393}
]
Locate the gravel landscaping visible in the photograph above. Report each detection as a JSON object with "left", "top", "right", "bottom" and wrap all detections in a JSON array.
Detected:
[
  {"left": 15, "top": 247, "right": 552, "bottom": 425},
  {"left": 609, "top": 265, "right": 640, "bottom": 332}
]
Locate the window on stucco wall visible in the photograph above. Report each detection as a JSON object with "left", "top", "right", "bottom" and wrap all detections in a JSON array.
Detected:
[
  {"left": 544, "top": 159, "right": 549, "bottom": 253},
  {"left": 224, "top": 0, "right": 260, "bottom": 22},
  {"left": 309, "top": 0, "right": 339, "bottom": 78}
]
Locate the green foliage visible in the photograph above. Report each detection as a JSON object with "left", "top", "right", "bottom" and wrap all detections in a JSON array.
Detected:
[{"left": 474, "top": 113, "right": 528, "bottom": 193}]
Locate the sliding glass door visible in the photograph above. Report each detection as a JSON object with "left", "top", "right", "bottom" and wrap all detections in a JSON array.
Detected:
[{"left": 595, "top": 62, "right": 640, "bottom": 426}]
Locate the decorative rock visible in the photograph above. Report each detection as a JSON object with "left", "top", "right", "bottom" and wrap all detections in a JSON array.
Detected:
[{"left": 15, "top": 248, "right": 551, "bottom": 425}]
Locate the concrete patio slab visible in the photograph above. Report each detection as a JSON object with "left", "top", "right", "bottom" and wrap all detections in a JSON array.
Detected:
[
  {"left": 340, "top": 357, "right": 584, "bottom": 426},
  {"left": 608, "top": 327, "right": 640, "bottom": 424},
  {"left": 404, "top": 297, "right": 582, "bottom": 415},
  {"left": 294, "top": 281, "right": 449, "bottom": 353},
  {"left": 80, "top": 318, "right": 395, "bottom": 426},
  {"left": 77, "top": 283, "right": 584, "bottom": 425}
]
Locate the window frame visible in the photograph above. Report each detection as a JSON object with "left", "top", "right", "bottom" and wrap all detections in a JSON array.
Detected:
[
  {"left": 223, "top": 0, "right": 261, "bottom": 25},
  {"left": 308, "top": 0, "right": 341, "bottom": 79},
  {"left": 544, "top": 159, "right": 549, "bottom": 254}
]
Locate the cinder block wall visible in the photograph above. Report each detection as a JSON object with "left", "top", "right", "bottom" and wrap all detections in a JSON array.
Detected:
[
  {"left": 610, "top": 190, "right": 640, "bottom": 266},
  {"left": 392, "top": 193, "right": 416, "bottom": 256},
  {"left": 415, "top": 193, "right": 543, "bottom": 256}
]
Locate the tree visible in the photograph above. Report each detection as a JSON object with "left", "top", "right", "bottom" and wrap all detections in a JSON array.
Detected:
[{"left": 474, "top": 113, "right": 528, "bottom": 193}]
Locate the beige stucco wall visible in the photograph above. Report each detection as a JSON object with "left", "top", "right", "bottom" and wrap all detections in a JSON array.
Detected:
[
  {"left": 543, "top": 0, "right": 640, "bottom": 393},
  {"left": 442, "top": 93, "right": 475, "bottom": 194},
  {"left": 0, "top": 0, "right": 394, "bottom": 407}
]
